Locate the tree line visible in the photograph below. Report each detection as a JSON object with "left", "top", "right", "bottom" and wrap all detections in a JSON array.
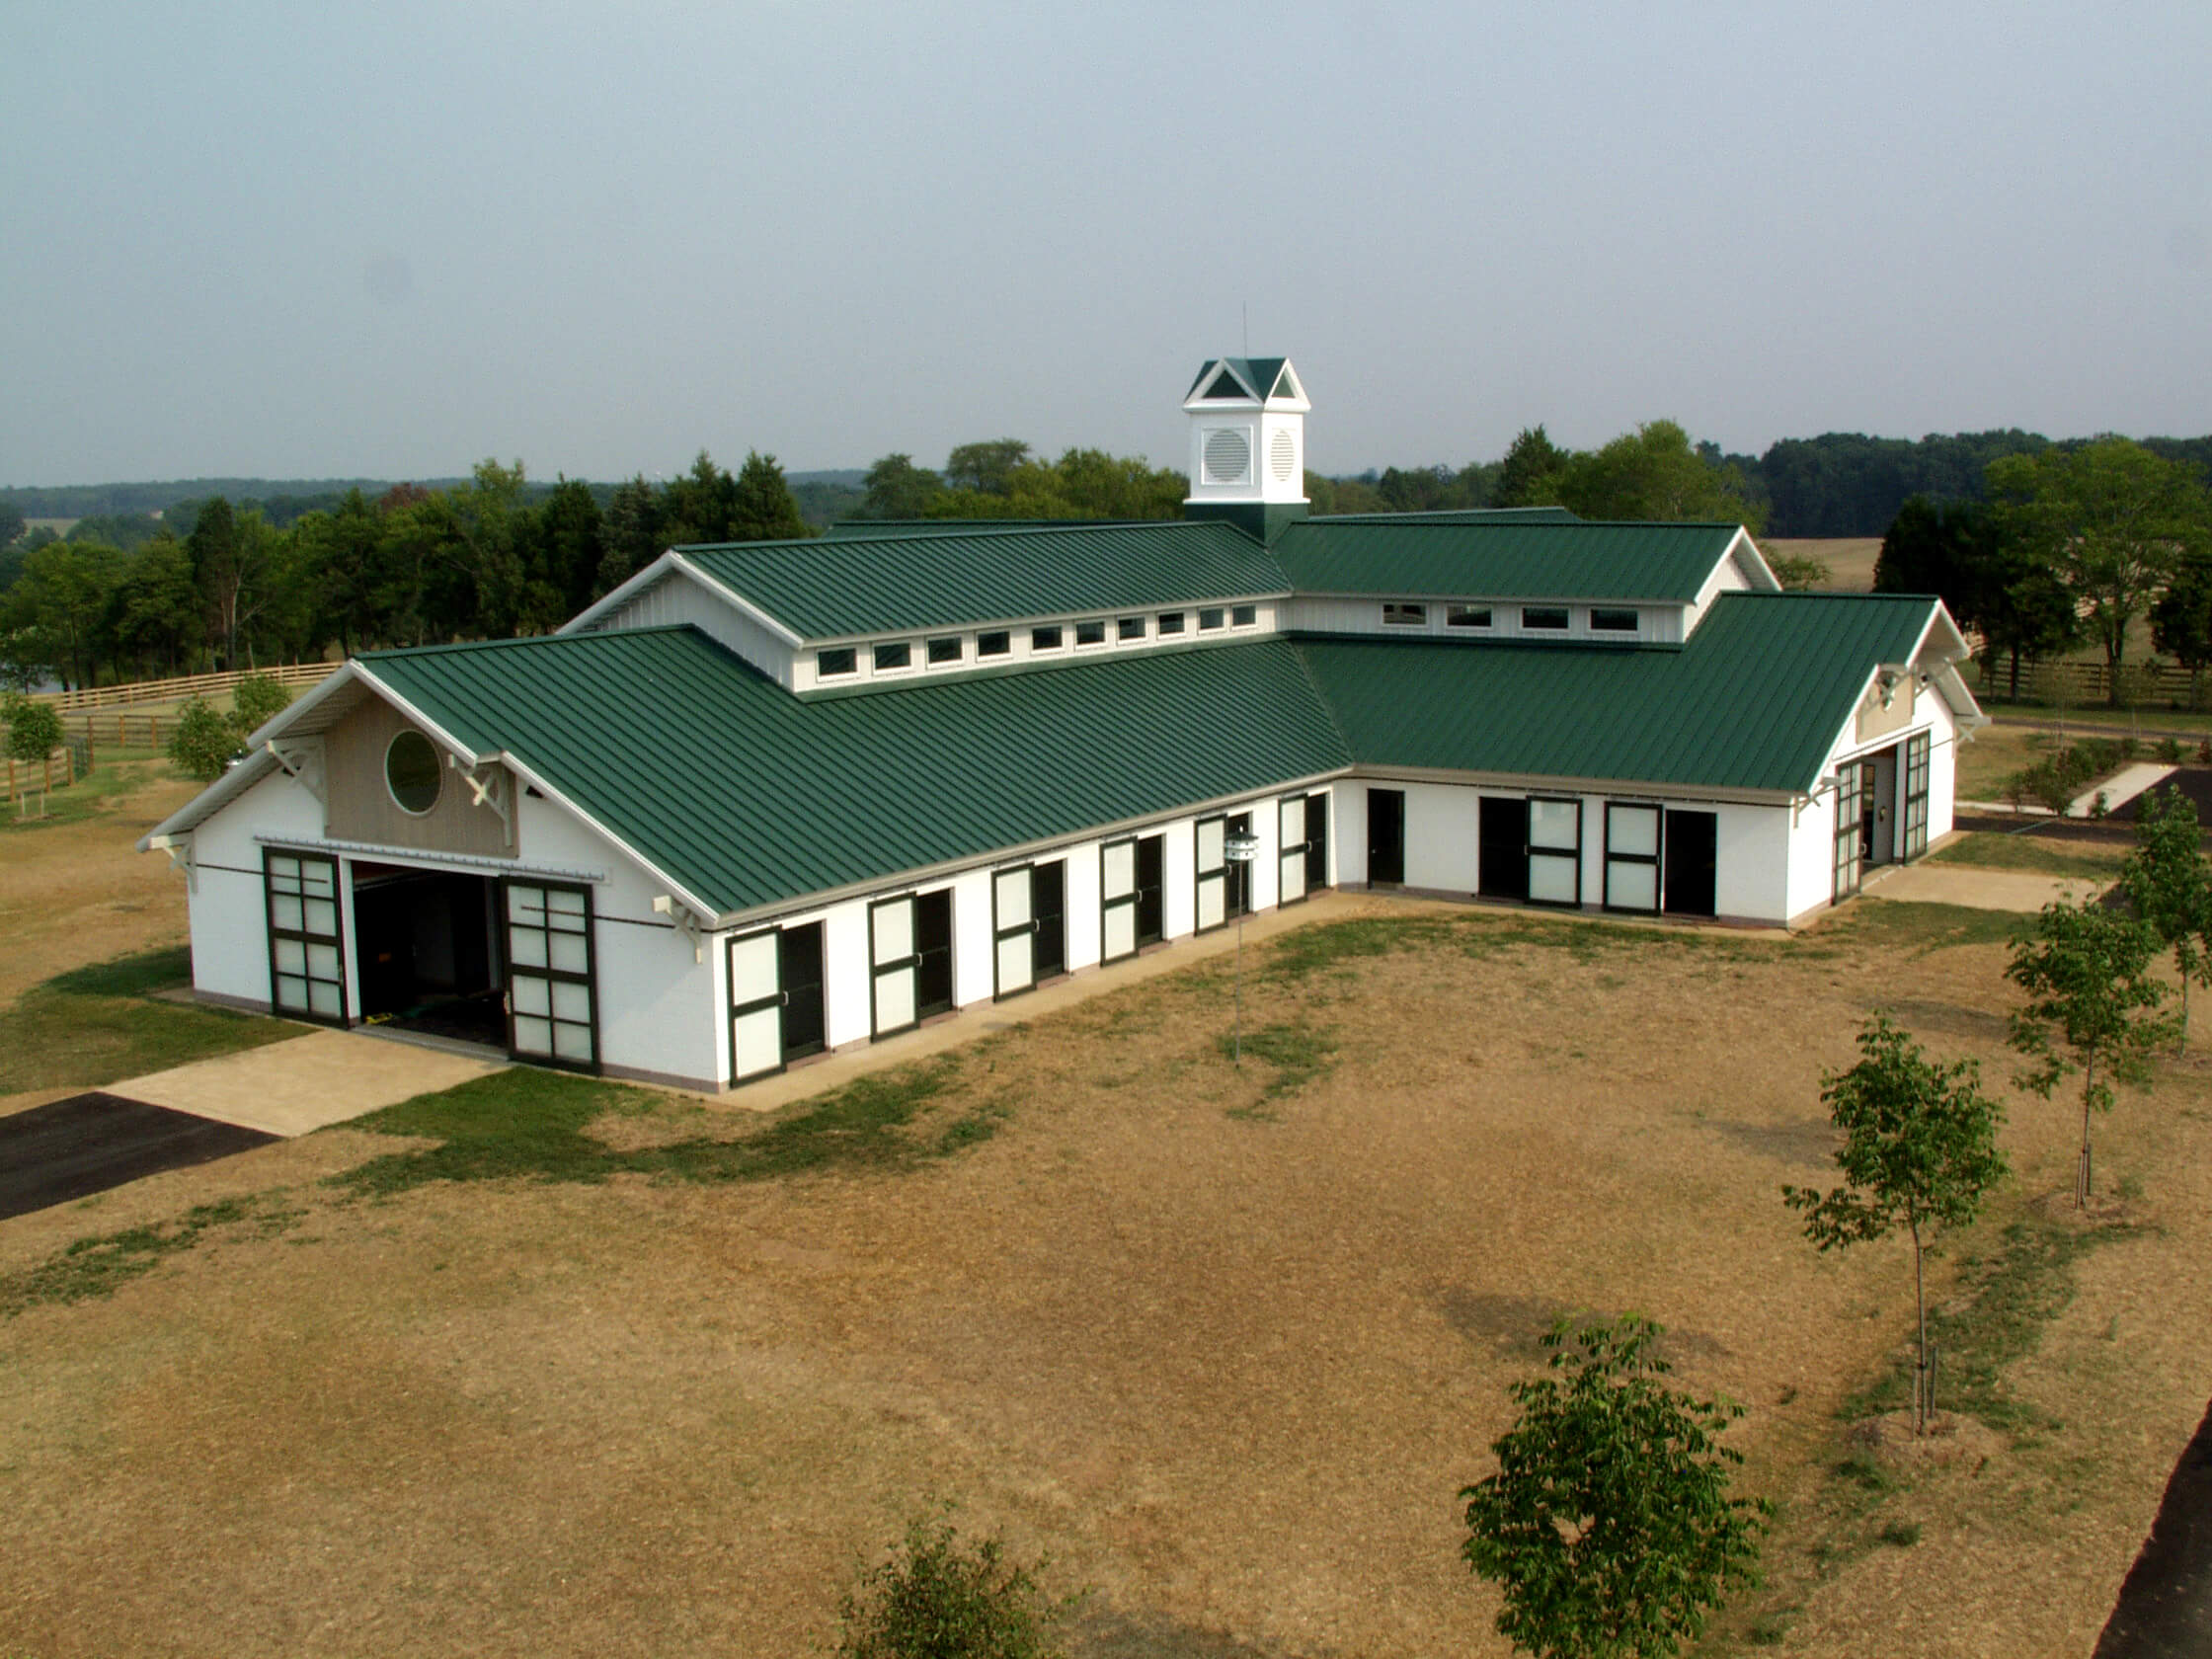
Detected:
[{"left": 1872, "top": 436, "right": 2212, "bottom": 705}]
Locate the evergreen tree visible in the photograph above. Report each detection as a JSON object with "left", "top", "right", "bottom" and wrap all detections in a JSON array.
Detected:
[
  {"left": 595, "top": 476, "right": 663, "bottom": 597},
  {"left": 728, "top": 451, "right": 811, "bottom": 540}
]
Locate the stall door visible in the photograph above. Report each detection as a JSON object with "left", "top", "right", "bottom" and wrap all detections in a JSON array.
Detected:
[
  {"left": 1136, "top": 834, "right": 1164, "bottom": 945},
  {"left": 1833, "top": 765, "right": 1864, "bottom": 901},
  {"left": 993, "top": 864, "right": 1036, "bottom": 999},
  {"left": 1901, "top": 733, "right": 1932, "bottom": 861},
  {"left": 728, "top": 922, "right": 827, "bottom": 1083},
  {"left": 871, "top": 897, "right": 918, "bottom": 1036},
  {"left": 1662, "top": 811, "right": 1718, "bottom": 917},
  {"left": 503, "top": 880, "right": 596, "bottom": 1069},
  {"left": 1368, "top": 788, "right": 1405, "bottom": 886},
  {"left": 1305, "top": 794, "right": 1329, "bottom": 891},
  {"left": 1032, "top": 862, "right": 1066, "bottom": 980},
  {"left": 1604, "top": 803, "right": 1661, "bottom": 913},
  {"left": 264, "top": 850, "right": 348, "bottom": 1025},
  {"left": 915, "top": 890, "right": 954, "bottom": 1019},
  {"left": 1279, "top": 795, "right": 1310, "bottom": 906},
  {"left": 1528, "top": 799, "right": 1582, "bottom": 907},
  {"left": 1196, "top": 815, "right": 1229, "bottom": 932},
  {"left": 1101, "top": 838, "right": 1142, "bottom": 964},
  {"left": 1479, "top": 797, "right": 1529, "bottom": 900}
]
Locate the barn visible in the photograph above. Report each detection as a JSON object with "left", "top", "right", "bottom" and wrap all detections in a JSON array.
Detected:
[{"left": 140, "top": 358, "right": 1983, "bottom": 1092}]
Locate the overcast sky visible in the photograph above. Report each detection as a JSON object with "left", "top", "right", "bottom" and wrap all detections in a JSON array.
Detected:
[{"left": 5, "top": 0, "right": 2208, "bottom": 487}]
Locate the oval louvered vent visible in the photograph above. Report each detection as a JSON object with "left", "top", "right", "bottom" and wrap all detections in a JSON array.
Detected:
[
  {"left": 1270, "top": 429, "right": 1296, "bottom": 482},
  {"left": 1203, "top": 428, "right": 1251, "bottom": 484}
]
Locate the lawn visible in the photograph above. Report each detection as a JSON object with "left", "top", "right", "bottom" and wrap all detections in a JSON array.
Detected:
[
  {"left": 3, "top": 901, "right": 2207, "bottom": 1658},
  {"left": 1928, "top": 830, "right": 2132, "bottom": 882}
]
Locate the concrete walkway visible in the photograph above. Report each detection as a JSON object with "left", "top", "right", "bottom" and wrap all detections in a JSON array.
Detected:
[
  {"left": 1861, "top": 862, "right": 2106, "bottom": 912},
  {"left": 1959, "top": 761, "right": 2175, "bottom": 820},
  {"left": 111, "top": 1027, "right": 507, "bottom": 1137}
]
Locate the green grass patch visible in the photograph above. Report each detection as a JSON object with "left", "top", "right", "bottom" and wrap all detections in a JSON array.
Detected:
[
  {"left": 1, "top": 759, "right": 176, "bottom": 830},
  {"left": 1807, "top": 899, "right": 2024, "bottom": 958},
  {"left": 1929, "top": 831, "right": 2129, "bottom": 882},
  {"left": 333, "top": 1053, "right": 986, "bottom": 1199},
  {"left": 0, "top": 947, "right": 294, "bottom": 1096},
  {"left": 1218, "top": 1020, "right": 1338, "bottom": 1111},
  {"left": 0, "top": 1195, "right": 293, "bottom": 1317},
  {"left": 1842, "top": 1212, "right": 2143, "bottom": 1438}
]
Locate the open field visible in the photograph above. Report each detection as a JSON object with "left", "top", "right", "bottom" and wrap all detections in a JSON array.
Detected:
[
  {"left": 1928, "top": 829, "right": 2132, "bottom": 882},
  {"left": 1765, "top": 538, "right": 1881, "bottom": 592},
  {"left": 3, "top": 864, "right": 2209, "bottom": 1655}
]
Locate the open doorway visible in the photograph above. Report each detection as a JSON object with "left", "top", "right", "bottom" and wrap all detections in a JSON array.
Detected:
[{"left": 352, "top": 864, "right": 504, "bottom": 1049}]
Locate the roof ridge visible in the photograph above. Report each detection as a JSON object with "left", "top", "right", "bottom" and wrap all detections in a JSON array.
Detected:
[{"left": 360, "top": 623, "right": 691, "bottom": 662}]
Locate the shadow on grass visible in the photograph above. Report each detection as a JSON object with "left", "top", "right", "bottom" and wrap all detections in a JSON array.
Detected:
[
  {"left": 0, "top": 945, "right": 294, "bottom": 1097},
  {"left": 332, "top": 1054, "right": 997, "bottom": 1199}
]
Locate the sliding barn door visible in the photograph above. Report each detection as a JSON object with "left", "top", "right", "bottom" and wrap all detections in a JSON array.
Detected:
[
  {"left": 503, "top": 880, "right": 597, "bottom": 1069},
  {"left": 264, "top": 850, "right": 348, "bottom": 1025}
]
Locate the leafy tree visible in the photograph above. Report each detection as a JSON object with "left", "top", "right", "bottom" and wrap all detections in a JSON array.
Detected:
[
  {"left": 660, "top": 450, "right": 741, "bottom": 545},
  {"left": 860, "top": 453, "right": 946, "bottom": 519},
  {"left": 112, "top": 533, "right": 203, "bottom": 676},
  {"left": 2008, "top": 898, "right": 2174, "bottom": 1205},
  {"left": 1459, "top": 1313, "right": 1767, "bottom": 1659},
  {"left": 536, "top": 476, "right": 605, "bottom": 620},
  {"left": 1765, "top": 549, "right": 1832, "bottom": 591},
  {"left": 65, "top": 513, "right": 164, "bottom": 551},
  {"left": 230, "top": 672, "right": 292, "bottom": 737},
  {"left": 167, "top": 696, "right": 240, "bottom": 781},
  {"left": 1782, "top": 1017, "right": 2008, "bottom": 1433},
  {"left": 2151, "top": 551, "right": 2212, "bottom": 709},
  {"left": 1874, "top": 497, "right": 1992, "bottom": 623},
  {"left": 1554, "top": 422, "right": 1767, "bottom": 532},
  {"left": 1304, "top": 470, "right": 1384, "bottom": 514},
  {"left": 1493, "top": 426, "right": 1569, "bottom": 510},
  {"left": 944, "top": 439, "right": 1031, "bottom": 496},
  {"left": 836, "top": 1508, "right": 1079, "bottom": 1659},
  {"left": 0, "top": 501, "right": 23, "bottom": 548},
  {"left": 728, "top": 450, "right": 811, "bottom": 541},
  {"left": 3, "top": 691, "right": 63, "bottom": 765},
  {"left": 17, "top": 539, "right": 127, "bottom": 690},
  {"left": 2119, "top": 784, "right": 2212, "bottom": 1044},
  {"left": 594, "top": 476, "right": 663, "bottom": 598},
  {"left": 1987, "top": 438, "right": 2211, "bottom": 705}
]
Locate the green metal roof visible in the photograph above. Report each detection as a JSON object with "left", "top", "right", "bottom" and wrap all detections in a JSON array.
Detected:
[
  {"left": 1274, "top": 517, "right": 1748, "bottom": 602},
  {"left": 360, "top": 628, "right": 1347, "bottom": 917},
  {"left": 676, "top": 520, "right": 1289, "bottom": 640},
  {"left": 1310, "top": 507, "right": 1583, "bottom": 525},
  {"left": 1294, "top": 592, "right": 1936, "bottom": 794}
]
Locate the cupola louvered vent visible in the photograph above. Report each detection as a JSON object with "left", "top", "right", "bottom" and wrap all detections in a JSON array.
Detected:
[
  {"left": 1203, "top": 428, "right": 1252, "bottom": 484},
  {"left": 1270, "top": 429, "right": 1297, "bottom": 482}
]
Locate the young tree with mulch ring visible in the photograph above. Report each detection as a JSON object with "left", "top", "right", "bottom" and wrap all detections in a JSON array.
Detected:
[
  {"left": 3, "top": 691, "right": 63, "bottom": 768},
  {"left": 1460, "top": 1313, "right": 1768, "bottom": 1659},
  {"left": 2008, "top": 898, "right": 2175, "bottom": 1207},
  {"left": 1783, "top": 1015, "right": 2009, "bottom": 1435},
  {"left": 2119, "top": 783, "right": 2212, "bottom": 1048}
]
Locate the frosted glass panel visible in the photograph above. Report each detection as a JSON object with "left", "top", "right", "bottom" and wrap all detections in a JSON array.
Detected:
[
  {"left": 994, "top": 870, "right": 1030, "bottom": 929},
  {"left": 549, "top": 932, "right": 589, "bottom": 974},
  {"left": 272, "top": 895, "right": 304, "bottom": 932},
  {"left": 552, "top": 980, "right": 592, "bottom": 1022},
  {"left": 548, "top": 889, "right": 587, "bottom": 922},
  {"left": 308, "top": 981, "right": 342, "bottom": 1016},
  {"left": 306, "top": 942, "right": 340, "bottom": 980},
  {"left": 270, "top": 855, "right": 299, "bottom": 884},
  {"left": 275, "top": 937, "right": 306, "bottom": 975},
  {"left": 996, "top": 933, "right": 1032, "bottom": 993},
  {"left": 509, "top": 886, "right": 545, "bottom": 924},
  {"left": 1104, "top": 905, "right": 1136, "bottom": 960},
  {"left": 873, "top": 902, "right": 912, "bottom": 965},
  {"left": 731, "top": 934, "right": 778, "bottom": 1003},
  {"left": 1607, "top": 861, "right": 1658, "bottom": 910},
  {"left": 1198, "top": 873, "right": 1225, "bottom": 929},
  {"left": 509, "top": 927, "right": 547, "bottom": 969},
  {"left": 1281, "top": 855, "right": 1306, "bottom": 903},
  {"left": 1197, "top": 819, "right": 1224, "bottom": 868},
  {"left": 553, "top": 1022, "right": 593, "bottom": 1062},
  {"left": 1530, "top": 853, "right": 1578, "bottom": 904},
  {"left": 1609, "top": 806, "right": 1659, "bottom": 858},
  {"left": 276, "top": 975, "right": 307, "bottom": 1010},
  {"left": 875, "top": 967, "right": 915, "bottom": 1032},
  {"left": 1530, "top": 800, "right": 1579, "bottom": 851},
  {"left": 302, "top": 863, "right": 336, "bottom": 898},
  {"left": 1279, "top": 797, "right": 1304, "bottom": 844},
  {"left": 512, "top": 975, "right": 550, "bottom": 1016},
  {"left": 1103, "top": 841, "right": 1135, "bottom": 897},
  {"left": 304, "top": 900, "right": 338, "bottom": 937},
  {"left": 514, "top": 1014, "right": 553, "bottom": 1055},
  {"left": 733, "top": 1005, "right": 781, "bottom": 1077}
]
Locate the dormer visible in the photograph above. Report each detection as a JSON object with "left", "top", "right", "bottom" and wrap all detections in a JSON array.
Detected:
[{"left": 1182, "top": 357, "right": 1311, "bottom": 545}]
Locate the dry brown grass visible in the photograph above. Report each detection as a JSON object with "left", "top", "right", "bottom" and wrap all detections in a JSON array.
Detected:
[
  {"left": 1766, "top": 538, "right": 1882, "bottom": 592},
  {"left": 3, "top": 900, "right": 2207, "bottom": 1657},
  {"left": 0, "top": 760, "right": 196, "bottom": 1007}
]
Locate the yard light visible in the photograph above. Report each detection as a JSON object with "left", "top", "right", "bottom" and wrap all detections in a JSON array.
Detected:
[{"left": 1224, "top": 830, "right": 1260, "bottom": 1066}]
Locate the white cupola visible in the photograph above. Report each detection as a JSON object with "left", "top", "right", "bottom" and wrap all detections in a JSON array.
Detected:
[{"left": 1180, "top": 358, "right": 1310, "bottom": 543}]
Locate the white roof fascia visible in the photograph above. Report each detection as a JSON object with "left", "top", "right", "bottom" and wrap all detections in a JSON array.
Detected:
[
  {"left": 137, "top": 661, "right": 379, "bottom": 849},
  {"left": 801, "top": 590, "right": 1295, "bottom": 649},
  {"left": 487, "top": 747, "right": 721, "bottom": 923},
  {"left": 556, "top": 550, "right": 681, "bottom": 634},
  {"left": 1726, "top": 527, "right": 1780, "bottom": 592},
  {"left": 1898, "top": 601, "right": 1989, "bottom": 730},
  {"left": 663, "top": 552, "right": 807, "bottom": 648}
]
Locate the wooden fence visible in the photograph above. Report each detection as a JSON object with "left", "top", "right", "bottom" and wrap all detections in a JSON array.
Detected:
[
  {"left": 6, "top": 745, "right": 76, "bottom": 801},
  {"left": 1977, "top": 657, "right": 2206, "bottom": 708},
  {"left": 57, "top": 710, "right": 171, "bottom": 749},
  {"left": 28, "top": 660, "right": 339, "bottom": 713}
]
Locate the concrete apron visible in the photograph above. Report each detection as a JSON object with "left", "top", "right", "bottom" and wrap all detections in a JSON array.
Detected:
[
  {"left": 1860, "top": 861, "right": 2108, "bottom": 913},
  {"left": 110, "top": 1028, "right": 506, "bottom": 1138}
]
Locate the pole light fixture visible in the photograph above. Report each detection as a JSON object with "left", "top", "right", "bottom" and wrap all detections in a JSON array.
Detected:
[{"left": 1224, "top": 830, "right": 1260, "bottom": 1066}]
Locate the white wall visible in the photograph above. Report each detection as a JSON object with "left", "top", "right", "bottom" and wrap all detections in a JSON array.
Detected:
[
  {"left": 1279, "top": 596, "right": 1682, "bottom": 645},
  {"left": 183, "top": 763, "right": 329, "bottom": 1007}
]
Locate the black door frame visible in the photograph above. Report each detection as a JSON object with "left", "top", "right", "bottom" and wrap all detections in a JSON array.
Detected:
[
  {"left": 263, "top": 847, "right": 350, "bottom": 1027},
  {"left": 1367, "top": 787, "right": 1406, "bottom": 886},
  {"left": 499, "top": 876, "right": 600, "bottom": 1074}
]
